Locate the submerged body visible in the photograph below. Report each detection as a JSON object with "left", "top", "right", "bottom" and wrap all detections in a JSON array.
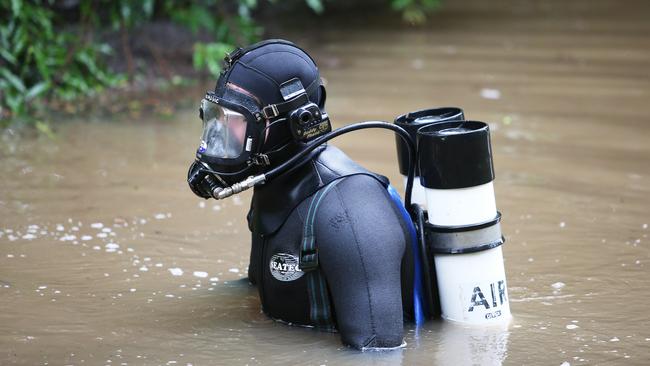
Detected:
[{"left": 247, "top": 145, "right": 411, "bottom": 349}]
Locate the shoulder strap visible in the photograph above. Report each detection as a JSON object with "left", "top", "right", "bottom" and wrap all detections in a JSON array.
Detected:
[{"left": 299, "top": 178, "right": 344, "bottom": 329}]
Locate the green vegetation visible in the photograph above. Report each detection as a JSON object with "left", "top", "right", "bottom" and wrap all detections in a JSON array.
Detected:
[
  {"left": 0, "top": 0, "right": 440, "bottom": 127},
  {"left": 1, "top": 0, "right": 121, "bottom": 125}
]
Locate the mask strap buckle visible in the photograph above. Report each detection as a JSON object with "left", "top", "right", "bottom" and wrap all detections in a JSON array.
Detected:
[
  {"left": 250, "top": 153, "right": 270, "bottom": 166},
  {"left": 262, "top": 93, "right": 309, "bottom": 119},
  {"left": 224, "top": 47, "right": 243, "bottom": 67}
]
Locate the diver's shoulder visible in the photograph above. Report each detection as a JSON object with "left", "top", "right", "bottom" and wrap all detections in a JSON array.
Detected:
[{"left": 314, "top": 145, "right": 374, "bottom": 178}]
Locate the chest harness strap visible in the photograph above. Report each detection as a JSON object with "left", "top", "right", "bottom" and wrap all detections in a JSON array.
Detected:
[{"left": 299, "top": 179, "right": 344, "bottom": 330}]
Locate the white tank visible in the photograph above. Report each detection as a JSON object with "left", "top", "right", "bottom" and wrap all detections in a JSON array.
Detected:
[
  {"left": 418, "top": 121, "right": 511, "bottom": 325},
  {"left": 427, "top": 183, "right": 511, "bottom": 324}
]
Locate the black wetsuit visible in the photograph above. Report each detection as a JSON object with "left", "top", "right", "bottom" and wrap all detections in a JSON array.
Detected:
[{"left": 247, "top": 145, "right": 412, "bottom": 349}]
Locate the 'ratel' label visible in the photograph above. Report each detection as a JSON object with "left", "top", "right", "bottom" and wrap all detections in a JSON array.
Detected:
[{"left": 269, "top": 253, "right": 304, "bottom": 282}]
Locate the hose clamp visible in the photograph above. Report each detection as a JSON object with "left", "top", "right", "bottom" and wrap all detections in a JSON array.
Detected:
[{"left": 424, "top": 212, "right": 505, "bottom": 254}]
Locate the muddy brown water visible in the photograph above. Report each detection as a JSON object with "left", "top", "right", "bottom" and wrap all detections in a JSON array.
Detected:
[{"left": 2, "top": 1, "right": 650, "bottom": 365}]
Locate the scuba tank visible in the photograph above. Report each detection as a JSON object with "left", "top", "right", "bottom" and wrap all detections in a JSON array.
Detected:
[{"left": 417, "top": 120, "right": 511, "bottom": 324}]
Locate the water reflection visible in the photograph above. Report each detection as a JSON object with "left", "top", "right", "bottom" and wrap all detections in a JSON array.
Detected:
[{"left": 434, "top": 322, "right": 510, "bottom": 366}]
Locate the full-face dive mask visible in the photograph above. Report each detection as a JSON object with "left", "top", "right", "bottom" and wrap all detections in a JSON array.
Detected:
[
  {"left": 187, "top": 89, "right": 266, "bottom": 199},
  {"left": 198, "top": 96, "right": 249, "bottom": 161},
  {"left": 187, "top": 39, "right": 330, "bottom": 199}
]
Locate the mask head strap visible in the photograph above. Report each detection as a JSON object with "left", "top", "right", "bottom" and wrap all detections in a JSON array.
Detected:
[{"left": 262, "top": 93, "right": 310, "bottom": 120}]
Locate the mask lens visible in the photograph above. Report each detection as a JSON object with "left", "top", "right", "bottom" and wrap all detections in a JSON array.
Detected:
[{"left": 200, "top": 99, "right": 247, "bottom": 159}]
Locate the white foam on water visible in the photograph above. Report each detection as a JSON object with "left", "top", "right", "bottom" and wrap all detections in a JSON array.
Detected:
[
  {"left": 139, "top": 266, "right": 149, "bottom": 272},
  {"left": 38, "top": 285, "right": 47, "bottom": 290},
  {"left": 155, "top": 263, "right": 163, "bottom": 268},
  {"left": 93, "top": 246, "right": 101, "bottom": 250},
  {"left": 154, "top": 213, "right": 166, "bottom": 220},
  {"left": 105, "top": 243, "right": 119, "bottom": 250},
  {"left": 480, "top": 88, "right": 501, "bottom": 100},
  {"left": 228, "top": 268, "right": 239, "bottom": 273},
  {"left": 102, "top": 227, "right": 112, "bottom": 233},
  {"left": 552, "top": 282, "right": 566, "bottom": 290},
  {"left": 193, "top": 271, "right": 208, "bottom": 278},
  {"left": 81, "top": 235, "right": 93, "bottom": 241},
  {"left": 91, "top": 223, "right": 104, "bottom": 229},
  {"left": 165, "top": 294, "right": 175, "bottom": 298},
  {"left": 643, "top": 224, "right": 648, "bottom": 229},
  {"left": 209, "top": 277, "right": 219, "bottom": 282},
  {"left": 22, "top": 234, "right": 36, "bottom": 240},
  {"left": 71, "top": 226, "right": 79, "bottom": 231},
  {"left": 97, "top": 233, "right": 108, "bottom": 238},
  {"left": 610, "top": 337, "right": 620, "bottom": 342},
  {"left": 60, "top": 234, "right": 76, "bottom": 242},
  {"left": 559, "top": 222, "right": 566, "bottom": 228},
  {"left": 566, "top": 324, "right": 579, "bottom": 330},
  {"left": 169, "top": 268, "right": 183, "bottom": 276},
  {"left": 130, "top": 288, "right": 136, "bottom": 292},
  {"left": 8, "top": 235, "right": 18, "bottom": 241},
  {"left": 56, "top": 225, "right": 65, "bottom": 231}
]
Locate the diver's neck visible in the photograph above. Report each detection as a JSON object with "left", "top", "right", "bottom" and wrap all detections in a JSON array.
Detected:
[{"left": 254, "top": 144, "right": 326, "bottom": 195}]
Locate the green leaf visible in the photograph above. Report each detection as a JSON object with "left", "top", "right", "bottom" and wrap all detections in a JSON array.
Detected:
[
  {"left": 403, "top": 8, "right": 425, "bottom": 24},
  {"left": 4, "top": 92, "right": 24, "bottom": 115},
  {"left": 120, "top": 2, "right": 132, "bottom": 23},
  {"left": 35, "top": 120, "right": 56, "bottom": 139},
  {"left": 143, "top": 0, "right": 155, "bottom": 18},
  {"left": 391, "top": 0, "right": 411, "bottom": 10},
  {"left": 0, "top": 48, "right": 17, "bottom": 65},
  {"left": 76, "top": 50, "right": 100, "bottom": 75},
  {"left": 305, "top": 0, "right": 324, "bottom": 13},
  {"left": 193, "top": 43, "right": 205, "bottom": 70},
  {"left": 25, "top": 81, "right": 49, "bottom": 101},
  {"left": 0, "top": 67, "right": 26, "bottom": 92},
  {"left": 11, "top": 0, "right": 22, "bottom": 17}
]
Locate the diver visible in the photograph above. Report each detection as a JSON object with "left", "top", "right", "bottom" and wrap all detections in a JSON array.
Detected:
[{"left": 186, "top": 39, "right": 415, "bottom": 350}]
